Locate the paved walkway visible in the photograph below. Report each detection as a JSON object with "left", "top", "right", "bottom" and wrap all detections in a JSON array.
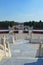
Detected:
[{"left": 0, "top": 40, "right": 42, "bottom": 65}]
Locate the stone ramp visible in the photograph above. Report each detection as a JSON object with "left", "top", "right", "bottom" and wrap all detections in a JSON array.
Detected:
[
  {"left": 1, "top": 40, "right": 43, "bottom": 65},
  {"left": 10, "top": 41, "right": 39, "bottom": 58}
]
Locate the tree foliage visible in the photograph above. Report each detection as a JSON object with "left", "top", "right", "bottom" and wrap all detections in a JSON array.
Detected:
[
  {"left": 0, "top": 21, "right": 19, "bottom": 29},
  {"left": 0, "top": 20, "right": 43, "bottom": 29},
  {"left": 24, "top": 20, "right": 43, "bottom": 29}
]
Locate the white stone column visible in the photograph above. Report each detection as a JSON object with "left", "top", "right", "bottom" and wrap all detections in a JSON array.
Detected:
[
  {"left": 12, "top": 33, "right": 15, "bottom": 44},
  {"left": 8, "top": 43, "right": 11, "bottom": 57},
  {"left": 29, "top": 29, "right": 32, "bottom": 43},
  {"left": 19, "top": 30, "right": 22, "bottom": 39},
  {"left": 3, "top": 35, "right": 6, "bottom": 56}
]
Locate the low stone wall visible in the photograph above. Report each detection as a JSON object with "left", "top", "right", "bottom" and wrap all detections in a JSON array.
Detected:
[
  {"left": 15, "top": 33, "right": 29, "bottom": 40},
  {"left": 0, "top": 33, "right": 43, "bottom": 43},
  {"left": 31, "top": 34, "right": 43, "bottom": 43}
]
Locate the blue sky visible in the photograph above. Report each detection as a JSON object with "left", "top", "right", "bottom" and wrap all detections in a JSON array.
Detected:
[{"left": 0, "top": 0, "right": 43, "bottom": 22}]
